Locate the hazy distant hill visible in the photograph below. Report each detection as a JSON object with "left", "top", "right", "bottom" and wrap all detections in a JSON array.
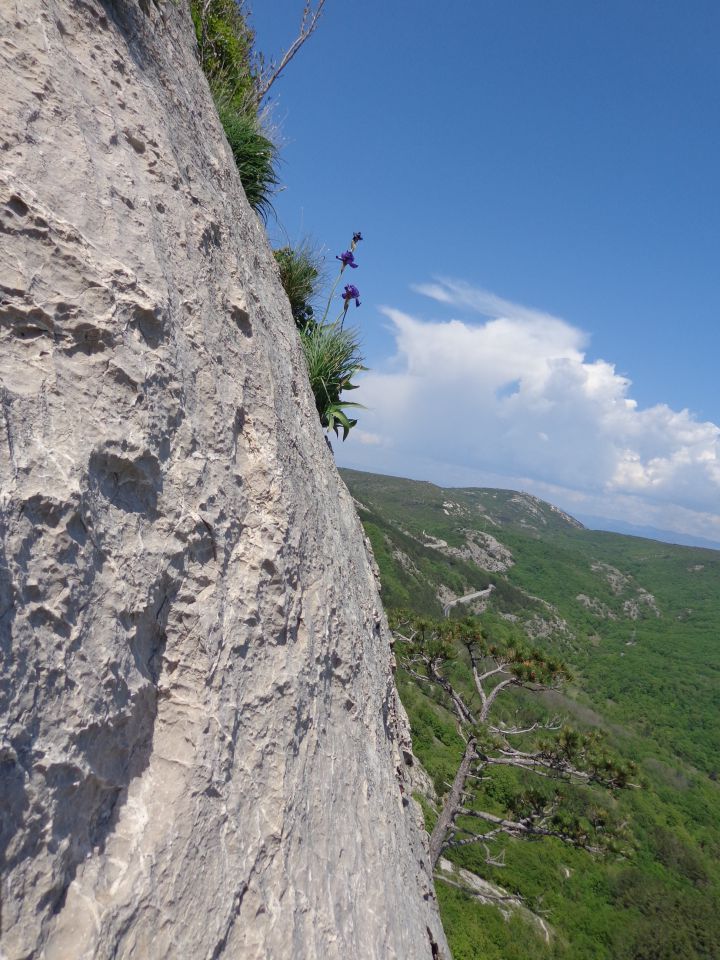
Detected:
[
  {"left": 342, "top": 468, "right": 720, "bottom": 960},
  {"left": 576, "top": 514, "right": 720, "bottom": 552}
]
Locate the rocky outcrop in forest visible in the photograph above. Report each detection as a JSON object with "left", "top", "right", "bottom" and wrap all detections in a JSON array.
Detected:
[{"left": 0, "top": 3, "right": 448, "bottom": 957}]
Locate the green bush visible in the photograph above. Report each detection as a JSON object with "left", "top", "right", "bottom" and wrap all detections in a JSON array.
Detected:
[{"left": 190, "top": 0, "right": 256, "bottom": 110}]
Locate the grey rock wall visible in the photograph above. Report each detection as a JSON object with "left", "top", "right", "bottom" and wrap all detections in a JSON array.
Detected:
[{"left": 0, "top": 2, "right": 449, "bottom": 957}]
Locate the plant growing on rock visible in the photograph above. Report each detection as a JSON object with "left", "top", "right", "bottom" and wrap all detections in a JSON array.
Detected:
[
  {"left": 192, "top": 1, "right": 364, "bottom": 438},
  {"left": 273, "top": 242, "right": 323, "bottom": 331},
  {"left": 214, "top": 94, "right": 279, "bottom": 221},
  {"left": 190, "top": 0, "right": 256, "bottom": 110},
  {"left": 276, "top": 232, "right": 367, "bottom": 440},
  {"left": 192, "top": 0, "right": 328, "bottom": 221},
  {"left": 300, "top": 232, "right": 366, "bottom": 440},
  {"left": 191, "top": 0, "right": 279, "bottom": 218},
  {"left": 301, "top": 320, "right": 365, "bottom": 439}
]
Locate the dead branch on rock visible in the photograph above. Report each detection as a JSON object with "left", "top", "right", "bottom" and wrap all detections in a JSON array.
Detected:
[{"left": 255, "top": 1, "right": 327, "bottom": 102}]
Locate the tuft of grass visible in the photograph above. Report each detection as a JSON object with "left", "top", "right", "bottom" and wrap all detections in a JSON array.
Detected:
[
  {"left": 214, "top": 95, "right": 279, "bottom": 221},
  {"left": 274, "top": 243, "right": 323, "bottom": 331},
  {"left": 300, "top": 322, "right": 365, "bottom": 439}
]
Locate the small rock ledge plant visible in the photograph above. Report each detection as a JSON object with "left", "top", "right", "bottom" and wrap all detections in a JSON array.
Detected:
[{"left": 275, "top": 233, "right": 366, "bottom": 440}]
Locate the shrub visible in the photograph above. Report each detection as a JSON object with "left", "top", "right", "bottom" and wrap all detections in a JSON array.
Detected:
[{"left": 190, "top": 0, "right": 256, "bottom": 111}]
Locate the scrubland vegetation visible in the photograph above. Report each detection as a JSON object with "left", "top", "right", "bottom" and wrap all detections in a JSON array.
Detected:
[{"left": 344, "top": 468, "right": 720, "bottom": 960}]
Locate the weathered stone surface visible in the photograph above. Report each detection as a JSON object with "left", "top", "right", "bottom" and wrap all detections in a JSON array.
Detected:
[{"left": 0, "top": 3, "right": 449, "bottom": 957}]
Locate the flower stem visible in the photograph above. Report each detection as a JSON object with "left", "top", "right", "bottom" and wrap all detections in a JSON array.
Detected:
[
  {"left": 321, "top": 264, "right": 345, "bottom": 324},
  {"left": 320, "top": 234, "right": 360, "bottom": 325}
]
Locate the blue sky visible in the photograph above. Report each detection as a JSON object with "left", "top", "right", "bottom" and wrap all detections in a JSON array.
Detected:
[{"left": 250, "top": 1, "right": 720, "bottom": 540}]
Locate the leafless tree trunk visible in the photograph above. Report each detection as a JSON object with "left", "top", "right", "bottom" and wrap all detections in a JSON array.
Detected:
[{"left": 429, "top": 737, "right": 477, "bottom": 869}]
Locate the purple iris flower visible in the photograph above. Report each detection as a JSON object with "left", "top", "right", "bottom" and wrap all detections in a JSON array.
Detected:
[
  {"left": 352, "top": 232, "right": 363, "bottom": 245},
  {"left": 336, "top": 250, "right": 358, "bottom": 269},
  {"left": 343, "top": 284, "right": 361, "bottom": 308}
]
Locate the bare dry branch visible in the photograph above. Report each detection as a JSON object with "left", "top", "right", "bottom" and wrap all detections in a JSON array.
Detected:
[
  {"left": 490, "top": 718, "right": 562, "bottom": 736},
  {"left": 486, "top": 752, "right": 592, "bottom": 781},
  {"left": 435, "top": 874, "right": 516, "bottom": 902},
  {"left": 479, "top": 677, "right": 517, "bottom": 722},
  {"left": 480, "top": 843, "right": 507, "bottom": 868},
  {"left": 449, "top": 808, "right": 602, "bottom": 853},
  {"left": 475, "top": 663, "right": 511, "bottom": 685},
  {"left": 255, "top": 0, "right": 327, "bottom": 102}
]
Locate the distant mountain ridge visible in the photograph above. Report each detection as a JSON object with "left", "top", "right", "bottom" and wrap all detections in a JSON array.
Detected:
[{"left": 576, "top": 513, "right": 720, "bottom": 552}]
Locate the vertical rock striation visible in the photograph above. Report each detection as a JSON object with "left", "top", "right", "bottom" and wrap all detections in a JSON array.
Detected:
[{"left": 0, "top": 3, "right": 449, "bottom": 957}]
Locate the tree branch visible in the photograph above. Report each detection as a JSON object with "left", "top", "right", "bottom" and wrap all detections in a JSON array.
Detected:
[
  {"left": 486, "top": 750, "right": 592, "bottom": 781},
  {"left": 475, "top": 663, "right": 511, "bottom": 685},
  {"left": 435, "top": 874, "right": 515, "bottom": 902},
  {"left": 403, "top": 655, "right": 476, "bottom": 725},
  {"left": 490, "top": 718, "right": 562, "bottom": 736},
  {"left": 255, "top": 0, "right": 327, "bottom": 102},
  {"left": 479, "top": 677, "right": 517, "bottom": 722},
  {"left": 450, "top": 808, "right": 602, "bottom": 853}
]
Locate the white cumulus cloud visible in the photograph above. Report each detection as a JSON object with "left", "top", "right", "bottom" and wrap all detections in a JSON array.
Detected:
[{"left": 337, "top": 280, "right": 720, "bottom": 540}]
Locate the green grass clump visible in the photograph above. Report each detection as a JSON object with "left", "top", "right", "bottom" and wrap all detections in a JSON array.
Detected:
[
  {"left": 274, "top": 243, "right": 323, "bottom": 331},
  {"left": 214, "top": 98, "right": 278, "bottom": 220},
  {"left": 300, "top": 323, "right": 365, "bottom": 438}
]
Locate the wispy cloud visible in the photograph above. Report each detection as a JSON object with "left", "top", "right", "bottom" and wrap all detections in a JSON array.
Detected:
[
  {"left": 412, "top": 278, "right": 574, "bottom": 327},
  {"left": 338, "top": 281, "right": 720, "bottom": 540}
]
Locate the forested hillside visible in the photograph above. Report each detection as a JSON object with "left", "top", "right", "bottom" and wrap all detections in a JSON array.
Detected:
[{"left": 342, "top": 468, "right": 720, "bottom": 960}]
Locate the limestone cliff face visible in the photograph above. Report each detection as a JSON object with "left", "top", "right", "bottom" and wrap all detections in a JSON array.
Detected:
[{"left": 0, "top": 3, "right": 449, "bottom": 957}]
